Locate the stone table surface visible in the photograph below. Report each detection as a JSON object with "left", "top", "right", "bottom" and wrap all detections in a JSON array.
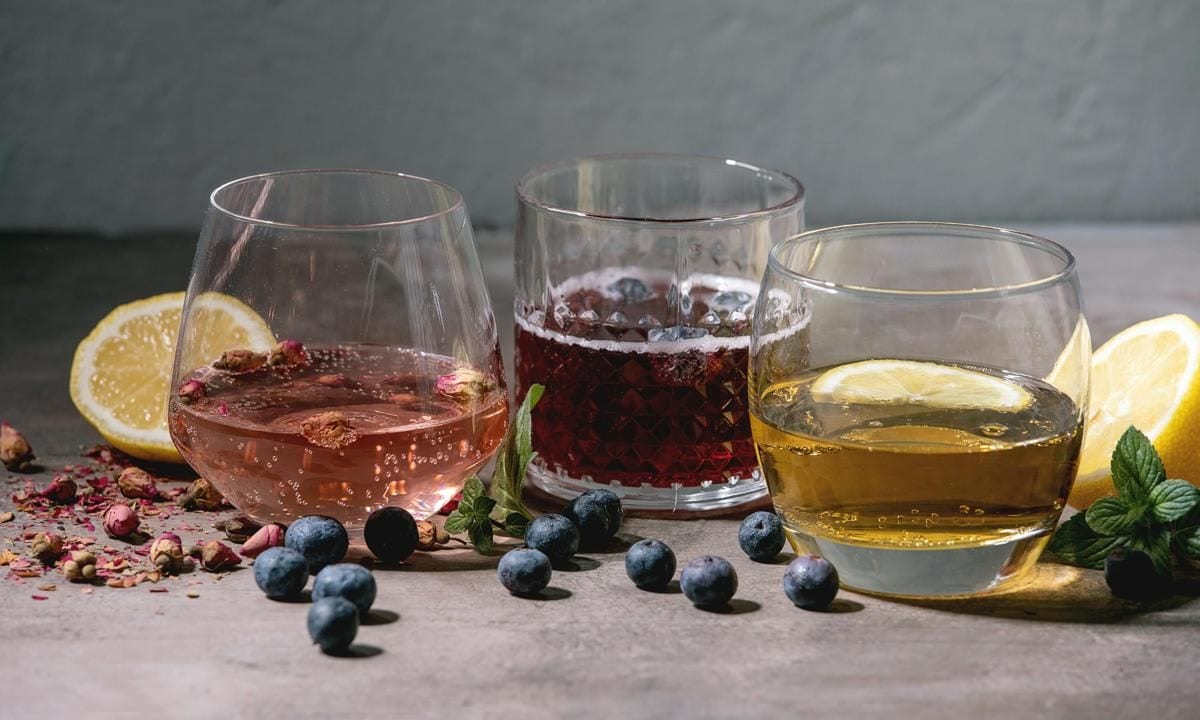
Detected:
[{"left": 1, "top": 225, "right": 1199, "bottom": 720}]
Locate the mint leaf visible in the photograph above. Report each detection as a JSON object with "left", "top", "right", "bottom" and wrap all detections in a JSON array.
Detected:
[
  {"left": 444, "top": 510, "right": 470, "bottom": 535},
  {"left": 1110, "top": 426, "right": 1165, "bottom": 502},
  {"left": 1175, "top": 524, "right": 1200, "bottom": 560},
  {"left": 1149, "top": 479, "right": 1200, "bottom": 523},
  {"left": 1127, "top": 525, "right": 1173, "bottom": 574},
  {"left": 461, "top": 475, "right": 485, "bottom": 505},
  {"left": 468, "top": 522, "right": 494, "bottom": 553},
  {"left": 490, "top": 384, "right": 544, "bottom": 522},
  {"left": 497, "top": 512, "right": 530, "bottom": 539},
  {"left": 1085, "top": 497, "right": 1143, "bottom": 536},
  {"left": 1047, "top": 513, "right": 1126, "bottom": 569}
]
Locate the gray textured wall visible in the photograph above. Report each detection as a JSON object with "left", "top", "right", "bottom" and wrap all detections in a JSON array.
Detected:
[{"left": 1, "top": 0, "right": 1197, "bottom": 234}]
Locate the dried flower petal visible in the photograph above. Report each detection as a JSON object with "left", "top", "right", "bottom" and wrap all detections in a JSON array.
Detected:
[
  {"left": 0, "top": 421, "right": 35, "bottom": 472},
  {"left": 0, "top": 511, "right": 13, "bottom": 523},
  {"left": 199, "top": 541, "right": 241, "bottom": 572},
  {"left": 178, "top": 477, "right": 226, "bottom": 511},
  {"left": 117, "top": 467, "right": 159, "bottom": 499},
  {"left": 240, "top": 523, "right": 285, "bottom": 558},
  {"left": 300, "top": 412, "right": 358, "bottom": 449},
  {"left": 213, "top": 349, "right": 268, "bottom": 373}
]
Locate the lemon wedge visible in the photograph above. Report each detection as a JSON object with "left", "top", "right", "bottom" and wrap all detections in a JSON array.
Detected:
[
  {"left": 1068, "top": 314, "right": 1200, "bottom": 508},
  {"left": 69, "top": 292, "right": 274, "bottom": 462},
  {"left": 810, "top": 359, "right": 1032, "bottom": 412}
]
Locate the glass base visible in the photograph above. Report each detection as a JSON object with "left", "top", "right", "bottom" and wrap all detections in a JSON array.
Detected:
[
  {"left": 525, "top": 458, "right": 768, "bottom": 514},
  {"left": 784, "top": 526, "right": 1050, "bottom": 598}
]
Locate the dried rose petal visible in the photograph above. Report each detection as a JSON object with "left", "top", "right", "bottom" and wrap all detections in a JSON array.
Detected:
[
  {"left": 212, "top": 349, "right": 268, "bottom": 373},
  {"left": 299, "top": 412, "right": 358, "bottom": 449},
  {"left": 239, "top": 523, "right": 285, "bottom": 558},
  {"left": 117, "top": 466, "right": 159, "bottom": 499},
  {"left": 268, "top": 340, "right": 307, "bottom": 366},
  {"left": 199, "top": 541, "right": 241, "bottom": 572},
  {"left": 0, "top": 421, "right": 35, "bottom": 472}
]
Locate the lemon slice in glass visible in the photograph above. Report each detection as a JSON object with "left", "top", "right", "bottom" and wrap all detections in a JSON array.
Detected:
[
  {"left": 810, "top": 359, "right": 1032, "bottom": 412},
  {"left": 69, "top": 292, "right": 275, "bottom": 462}
]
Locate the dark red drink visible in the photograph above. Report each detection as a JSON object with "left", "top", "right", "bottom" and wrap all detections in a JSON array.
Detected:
[{"left": 515, "top": 270, "right": 759, "bottom": 493}]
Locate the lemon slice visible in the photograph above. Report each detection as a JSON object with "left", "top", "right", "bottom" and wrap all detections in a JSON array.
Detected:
[
  {"left": 1068, "top": 314, "right": 1200, "bottom": 508},
  {"left": 1044, "top": 317, "right": 1092, "bottom": 402},
  {"left": 810, "top": 359, "right": 1032, "bottom": 412},
  {"left": 69, "top": 292, "right": 275, "bottom": 462}
]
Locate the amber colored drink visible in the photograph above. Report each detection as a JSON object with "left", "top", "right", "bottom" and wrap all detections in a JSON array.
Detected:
[{"left": 170, "top": 346, "right": 507, "bottom": 531}]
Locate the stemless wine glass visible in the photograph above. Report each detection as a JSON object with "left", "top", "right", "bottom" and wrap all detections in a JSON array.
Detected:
[
  {"left": 751, "top": 222, "right": 1089, "bottom": 597},
  {"left": 514, "top": 153, "right": 804, "bottom": 513},
  {"left": 168, "top": 170, "right": 507, "bottom": 536}
]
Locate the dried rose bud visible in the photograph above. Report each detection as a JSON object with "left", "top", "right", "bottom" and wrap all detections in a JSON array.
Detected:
[
  {"left": 42, "top": 476, "right": 77, "bottom": 504},
  {"left": 63, "top": 550, "right": 97, "bottom": 582},
  {"left": 177, "top": 379, "right": 206, "bottom": 403},
  {"left": 268, "top": 339, "right": 307, "bottom": 366},
  {"left": 317, "top": 374, "right": 359, "bottom": 389},
  {"left": 240, "top": 523, "right": 285, "bottom": 558},
  {"left": 213, "top": 515, "right": 262, "bottom": 543},
  {"left": 117, "top": 466, "right": 159, "bottom": 499},
  {"left": 30, "top": 532, "right": 64, "bottom": 564},
  {"left": 299, "top": 411, "right": 358, "bottom": 449},
  {"left": 178, "top": 477, "right": 226, "bottom": 511},
  {"left": 213, "top": 349, "right": 268, "bottom": 373},
  {"left": 415, "top": 520, "right": 451, "bottom": 549},
  {"left": 103, "top": 503, "right": 140, "bottom": 538},
  {"left": 150, "top": 533, "right": 185, "bottom": 574},
  {"left": 435, "top": 368, "right": 495, "bottom": 402},
  {"left": 0, "top": 421, "right": 35, "bottom": 472},
  {"left": 199, "top": 541, "right": 241, "bottom": 572}
]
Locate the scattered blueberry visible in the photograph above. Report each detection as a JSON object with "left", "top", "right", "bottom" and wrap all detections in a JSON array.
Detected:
[
  {"left": 252, "top": 546, "right": 309, "bottom": 600},
  {"left": 285, "top": 515, "right": 349, "bottom": 574},
  {"left": 564, "top": 493, "right": 611, "bottom": 549},
  {"left": 680, "top": 555, "right": 738, "bottom": 609},
  {"left": 497, "top": 548, "right": 552, "bottom": 596},
  {"left": 738, "top": 511, "right": 786, "bottom": 562},
  {"left": 625, "top": 539, "right": 676, "bottom": 591},
  {"left": 313, "top": 563, "right": 377, "bottom": 615},
  {"left": 782, "top": 555, "right": 839, "bottom": 610},
  {"left": 364, "top": 506, "right": 419, "bottom": 563},
  {"left": 307, "top": 596, "right": 359, "bottom": 654},
  {"left": 1105, "top": 547, "right": 1172, "bottom": 601},
  {"left": 580, "top": 489, "right": 623, "bottom": 536},
  {"left": 524, "top": 514, "right": 579, "bottom": 566}
]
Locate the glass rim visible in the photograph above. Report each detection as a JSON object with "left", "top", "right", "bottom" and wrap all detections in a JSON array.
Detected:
[
  {"left": 208, "top": 168, "right": 465, "bottom": 231},
  {"left": 515, "top": 152, "right": 805, "bottom": 224},
  {"left": 768, "top": 221, "right": 1078, "bottom": 300}
]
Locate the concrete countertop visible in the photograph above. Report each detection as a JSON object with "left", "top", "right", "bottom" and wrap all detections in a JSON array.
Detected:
[{"left": 1, "top": 225, "right": 1198, "bottom": 719}]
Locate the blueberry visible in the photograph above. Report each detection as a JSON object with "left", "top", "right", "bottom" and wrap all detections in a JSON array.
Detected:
[
  {"left": 364, "top": 506, "right": 418, "bottom": 563},
  {"left": 1105, "top": 547, "right": 1172, "bottom": 601},
  {"left": 563, "top": 493, "right": 611, "bottom": 549},
  {"left": 783, "top": 555, "right": 839, "bottom": 610},
  {"left": 524, "top": 514, "right": 579, "bottom": 566},
  {"left": 285, "top": 515, "right": 349, "bottom": 574},
  {"left": 738, "top": 511, "right": 786, "bottom": 562},
  {"left": 252, "top": 546, "right": 309, "bottom": 600},
  {"left": 313, "top": 563, "right": 377, "bottom": 615},
  {"left": 625, "top": 539, "right": 676, "bottom": 591},
  {"left": 580, "top": 489, "right": 623, "bottom": 536},
  {"left": 679, "top": 555, "right": 738, "bottom": 609},
  {"left": 307, "top": 596, "right": 359, "bottom": 654},
  {"left": 497, "top": 548, "right": 552, "bottom": 596}
]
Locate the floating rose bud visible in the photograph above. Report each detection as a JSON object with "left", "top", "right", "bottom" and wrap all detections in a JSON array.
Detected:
[
  {"left": 177, "top": 379, "right": 206, "bottom": 403},
  {"left": 435, "top": 367, "right": 495, "bottom": 402},
  {"left": 199, "top": 540, "right": 241, "bottom": 572},
  {"left": 300, "top": 411, "right": 358, "bottom": 449},
  {"left": 30, "top": 532, "right": 64, "bottom": 564},
  {"left": 150, "top": 533, "right": 185, "bottom": 574},
  {"left": 117, "top": 466, "right": 159, "bottom": 499},
  {"left": 178, "top": 477, "right": 226, "bottom": 511},
  {"left": 240, "top": 523, "right": 286, "bottom": 558},
  {"left": 317, "top": 374, "right": 359, "bottom": 389},
  {"left": 0, "top": 421, "right": 35, "bottom": 472},
  {"left": 213, "top": 349, "right": 268, "bottom": 373},
  {"left": 103, "top": 503, "right": 140, "bottom": 539},
  {"left": 269, "top": 339, "right": 307, "bottom": 366},
  {"left": 63, "top": 550, "right": 97, "bottom": 582},
  {"left": 42, "top": 476, "right": 77, "bottom": 504}
]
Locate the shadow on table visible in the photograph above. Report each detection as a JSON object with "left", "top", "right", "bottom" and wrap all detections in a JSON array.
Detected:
[{"left": 891, "top": 562, "right": 1199, "bottom": 623}]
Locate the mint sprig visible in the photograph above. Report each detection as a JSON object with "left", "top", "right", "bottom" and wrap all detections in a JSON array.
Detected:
[
  {"left": 444, "top": 384, "right": 544, "bottom": 553},
  {"left": 1048, "top": 425, "right": 1200, "bottom": 574}
]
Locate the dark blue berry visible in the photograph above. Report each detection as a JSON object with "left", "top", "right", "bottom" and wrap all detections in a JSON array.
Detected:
[
  {"left": 313, "top": 563, "right": 377, "bottom": 615},
  {"left": 364, "top": 506, "right": 418, "bottom": 563},
  {"left": 524, "top": 514, "right": 579, "bottom": 566},
  {"left": 563, "top": 494, "right": 611, "bottom": 549},
  {"left": 783, "top": 555, "right": 839, "bottom": 610},
  {"left": 497, "top": 548, "right": 552, "bottom": 596},
  {"left": 680, "top": 555, "right": 738, "bottom": 608},
  {"left": 307, "top": 596, "right": 359, "bottom": 654},
  {"left": 1105, "top": 547, "right": 1172, "bottom": 601},
  {"left": 579, "top": 489, "right": 623, "bottom": 536},
  {"left": 252, "top": 546, "right": 309, "bottom": 600},
  {"left": 625, "top": 539, "right": 676, "bottom": 591},
  {"left": 738, "top": 511, "right": 786, "bottom": 562},
  {"left": 285, "top": 515, "right": 349, "bottom": 575}
]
